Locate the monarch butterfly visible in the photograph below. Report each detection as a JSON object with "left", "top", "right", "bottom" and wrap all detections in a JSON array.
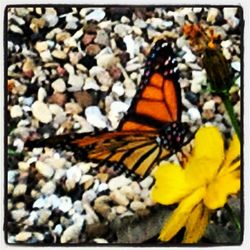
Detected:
[{"left": 26, "top": 39, "right": 190, "bottom": 178}]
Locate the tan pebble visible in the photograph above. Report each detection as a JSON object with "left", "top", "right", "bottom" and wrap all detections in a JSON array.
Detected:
[
  {"left": 15, "top": 232, "right": 32, "bottom": 242},
  {"left": 130, "top": 201, "right": 146, "bottom": 212},
  {"left": 110, "top": 190, "right": 129, "bottom": 206},
  {"left": 35, "top": 41, "right": 48, "bottom": 53},
  {"left": 120, "top": 185, "right": 134, "bottom": 200},
  {"left": 56, "top": 32, "right": 71, "bottom": 42},
  {"left": 115, "top": 205, "right": 127, "bottom": 214},
  {"left": 65, "top": 102, "right": 83, "bottom": 114},
  {"left": 13, "top": 184, "right": 27, "bottom": 197},
  {"left": 94, "top": 196, "right": 111, "bottom": 218},
  {"left": 52, "top": 50, "right": 67, "bottom": 60},
  {"left": 30, "top": 17, "right": 45, "bottom": 33},
  {"left": 18, "top": 161, "right": 30, "bottom": 171}
]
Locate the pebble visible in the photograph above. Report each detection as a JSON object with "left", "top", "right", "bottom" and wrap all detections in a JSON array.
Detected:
[
  {"left": 231, "top": 61, "right": 240, "bottom": 72},
  {"left": 40, "top": 50, "right": 53, "bottom": 62},
  {"left": 41, "top": 181, "right": 56, "bottom": 195},
  {"left": 66, "top": 166, "right": 82, "bottom": 183},
  {"left": 96, "top": 71, "right": 113, "bottom": 87},
  {"left": 59, "top": 196, "right": 73, "bottom": 213},
  {"left": 207, "top": 8, "right": 221, "bottom": 24},
  {"left": 68, "top": 74, "right": 84, "bottom": 92},
  {"left": 112, "top": 82, "right": 125, "bottom": 96},
  {"left": 120, "top": 185, "right": 134, "bottom": 200},
  {"left": 130, "top": 201, "right": 146, "bottom": 211},
  {"left": 97, "top": 183, "right": 109, "bottom": 193},
  {"left": 203, "top": 100, "right": 216, "bottom": 111},
  {"left": 10, "top": 105, "right": 23, "bottom": 118},
  {"left": 94, "top": 30, "right": 109, "bottom": 46},
  {"left": 85, "top": 106, "right": 107, "bottom": 129},
  {"left": 73, "top": 200, "right": 83, "bottom": 213},
  {"left": 86, "top": 8, "right": 106, "bottom": 22},
  {"left": 221, "top": 39, "right": 232, "bottom": 48},
  {"left": 82, "top": 189, "right": 97, "bottom": 203},
  {"left": 114, "top": 24, "right": 132, "bottom": 37},
  {"left": 61, "top": 224, "right": 82, "bottom": 243},
  {"left": 140, "top": 176, "right": 154, "bottom": 189},
  {"left": 54, "top": 224, "right": 63, "bottom": 235},
  {"left": 65, "top": 14, "right": 78, "bottom": 30},
  {"left": 115, "top": 205, "right": 127, "bottom": 214},
  {"left": 11, "top": 209, "right": 28, "bottom": 222},
  {"left": 15, "top": 232, "right": 32, "bottom": 242},
  {"left": 51, "top": 78, "right": 66, "bottom": 93},
  {"left": 182, "top": 46, "right": 196, "bottom": 63},
  {"left": 43, "top": 8, "right": 58, "bottom": 27},
  {"left": 94, "top": 195, "right": 111, "bottom": 218},
  {"left": 83, "top": 77, "right": 100, "bottom": 91},
  {"left": 13, "top": 183, "right": 27, "bottom": 197},
  {"left": 110, "top": 190, "right": 129, "bottom": 206},
  {"left": 8, "top": 170, "right": 19, "bottom": 183},
  {"left": 36, "top": 161, "right": 54, "bottom": 178},
  {"left": 52, "top": 50, "right": 67, "bottom": 60},
  {"left": 188, "top": 107, "right": 201, "bottom": 121},
  {"left": 33, "top": 197, "right": 46, "bottom": 209},
  {"left": 35, "top": 41, "right": 48, "bottom": 53},
  {"left": 65, "top": 102, "right": 83, "bottom": 114},
  {"left": 96, "top": 53, "right": 119, "bottom": 69},
  {"left": 93, "top": 238, "right": 108, "bottom": 244},
  {"left": 108, "top": 175, "right": 132, "bottom": 191}
]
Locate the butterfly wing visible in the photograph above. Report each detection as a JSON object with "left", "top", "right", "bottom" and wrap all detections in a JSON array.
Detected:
[{"left": 119, "top": 39, "right": 181, "bottom": 131}]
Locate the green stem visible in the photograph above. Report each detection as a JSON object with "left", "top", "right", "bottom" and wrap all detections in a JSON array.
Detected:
[
  {"left": 224, "top": 203, "right": 241, "bottom": 232},
  {"left": 222, "top": 95, "right": 241, "bottom": 141}
]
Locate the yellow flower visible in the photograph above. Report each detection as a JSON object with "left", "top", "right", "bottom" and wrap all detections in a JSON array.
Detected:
[{"left": 151, "top": 126, "right": 240, "bottom": 243}]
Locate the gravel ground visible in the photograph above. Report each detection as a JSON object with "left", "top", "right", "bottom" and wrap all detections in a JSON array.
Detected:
[{"left": 6, "top": 6, "right": 242, "bottom": 244}]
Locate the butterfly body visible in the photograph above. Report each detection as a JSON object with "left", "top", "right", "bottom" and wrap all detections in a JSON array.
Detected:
[{"left": 26, "top": 39, "right": 190, "bottom": 178}]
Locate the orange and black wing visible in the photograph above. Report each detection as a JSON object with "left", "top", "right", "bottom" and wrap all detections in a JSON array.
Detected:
[{"left": 118, "top": 39, "right": 181, "bottom": 132}]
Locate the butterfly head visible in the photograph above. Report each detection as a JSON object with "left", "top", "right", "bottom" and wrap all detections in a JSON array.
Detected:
[{"left": 158, "top": 123, "right": 189, "bottom": 152}]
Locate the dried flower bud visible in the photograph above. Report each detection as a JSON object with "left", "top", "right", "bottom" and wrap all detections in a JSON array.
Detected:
[{"left": 202, "top": 48, "right": 232, "bottom": 95}]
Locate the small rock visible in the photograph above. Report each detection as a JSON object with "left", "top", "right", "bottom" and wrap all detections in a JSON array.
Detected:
[
  {"left": 43, "top": 8, "right": 58, "bottom": 27},
  {"left": 56, "top": 32, "right": 71, "bottom": 42},
  {"left": 11, "top": 209, "right": 28, "bottom": 222},
  {"left": 51, "top": 78, "right": 66, "bottom": 93},
  {"left": 108, "top": 174, "right": 132, "bottom": 191},
  {"left": 115, "top": 205, "right": 127, "bottom": 214},
  {"left": 33, "top": 197, "right": 46, "bottom": 208},
  {"left": 96, "top": 71, "right": 113, "bottom": 87},
  {"left": 110, "top": 190, "right": 129, "bottom": 206},
  {"left": 82, "top": 189, "right": 97, "bottom": 203},
  {"left": 207, "top": 8, "right": 221, "bottom": 24},
  {"left": 36, "top": 161, "right": 54, "bottom": 178},
  {"left": 120, "top": 185, "right": 134, "bottom": 200},
  {"left": 182, "top": 46, "right": 196, "bottom": 63},
  {"left": 188, "top": 107, "right": 201, "bottom": 121},
  {"left": 40, "top": 50, "right": 53, "bottom": 62},
  {"left": 231, "top": 61, "right": 240, "bottom": 72},
  {"left": 54, "top": 224, "right": 63, "bottom": 235},
  {"left": 61, "top": 224, "right": 82, "bottom": 243},
  {"left": 114, "top": 24, "right": 132, "bottom": 37},
  {"left": 83, "top": 77, "right": 100, "bottom": 91},
  {"left": 86, "top": 44, "right": 101, "bottom": 56},
  {"left": 65, "top": 14, "right": 78, "bottom": 30},
  {"left": 96, "top": 53, "right": 119, "bottom": 69},
  {"left": 52, "top": 50, "right": 67, "bottom": 60},
  {"left": 30, "top": 17, "right": 46, "bottom": 33},
  {"left": 59, "top": 196, "right": 73, "bottom": 213},
  {"left": 130, "top": 200, "right": 146, "bottom": 211},
  {"left": 15, "top": 232, "right": 32, "bottom": 242},
  {"left": 48, "top": 92, "right": 67, "bottom": 106},
  {"left": 112, "top": 82, "right": 125, "bottom": 96},
  {"left": 13, "top": 183, "right": 27, "bottom": 197},
  {"left": 85, "top": 106, "right": 107, "bottom": 129},
  {"left": 221, "top": 39, "right": 232, "bottom": 48},
  {"left": 130, "top": 181, "right": 141, "bottom": 194},
  {"left": 41, "top": 181, "right": 56, "bottom": 195},
  {"left": 32, "top": 101, "right": 52, "bottom": 123},
  {"left": 86, "top": 8, "right": 106, "bottom": 22},
  {"left": 73, "top": 200, "right": 83, "bottom": 213},
  {"left": 68, "top": 74, "right": 84, "bottom": 92},
  {"left": 10, "top": 105, "right": 23, "bottom": 118},
  {"left": 66, "top": 166, "right": 82, "bottom": 183},
  {"left": 203, "top": 100, "right": 215, "bottom": 111},
  {"left": 94, "top": 30, "right": 109, "bottom": 46},
  {"left": 97, "top": 183, "right": 109, "bottom": 193},
  {"left": 139, "top": 176, "right": 154, "bottom": 189},
  {"left": 94, "top": 195, "right": 111, "bottom": 218},
  {"left": 93, "top": 238, "right": 108, "bottom": 244},
  {"left": 35, "top": 41, "right": 48, "bottom": 53},
  {"left": 74, "top": 91, "right": 94, "bottom": 108},
  {"left": 65, "top": 102, "right": 83, "bottom": 114}
]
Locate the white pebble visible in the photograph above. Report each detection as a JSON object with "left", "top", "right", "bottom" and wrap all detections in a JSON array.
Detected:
[
  {"left": 66, "top": 166, "right": 82, "bottom": 183},
  {"left": 188, "top": 107, "right": 201, "bottom": 121},
  {"left": 130, "top": 200, "right": 146, "bottom": 211},
  {"left": 43, "top": 8, "right": 58, "bottom": 27},
  {"left": 83, "top": 77, "right": 100, "bottom": 91},
  {"left": 97, "top": 183, "right": 109, "bottom": 193},
  {"left": 54, "top": 224, "right": 63, "bottom": 235},
  {"left": 94, "top": 238, "right": 108, "bottom": 244},
  {"left": 86, "top": 8, "right": 106, "bottom": 22},
  {"left": 108, "top": 175, "right": 132, "bottom": 191},
  {"left": 96, "top": 53, "right": 118, "bottom": 69},
  {"left": 33, "top": 197, "right": 46, "bottom": 208},
  {"left": 59, "top": 196, "right": 73, "bottom": 213},
  {"left": 40, "top": 50, "right": 53, "bottom": 62},
  {"left": 139, "top": 176, "right": 153, "bottom": 189},
  {"left": 18, "top": 161, "right": 30, "bottom": 171},
  {"left": 41, "top": 181, "right": 56, "bottom": 195},
  {"left": 207, "top": 8, "right": 221, "bottom": 24},
  {"left": 60, "top": 224, "right": 82, "bottom": 243},
  {"left": 85, "top": 106, "right": 107, "bottom": 129},
  {"left": 68, "top": 74, "right": 84, "bottom": 92},
  {"left": 182, "top": 46, "right": 196, "bottom": 63},
  {"left": 32, "top": 101, "right": 52, "bottom": 124},
  {"left": 231, "top": 61, "right": 240, "bottom": 72},
  {"left": 36, "top": 161, "right": 54, "bottom": 178},
  {"left": 51, "top": 78, "right": 66, "bottom": 92},
  {"left": 221, "top": 39, "right": 232, "bottom": 48},
  {"left": 82, "top": 189, "right": 97, "bottom": 203},
  {"left": 10, "top": 105, "right": 23, "bottom": 118},
  {"left": 124, "top": 34, "right": 135, "bottom": 58}
]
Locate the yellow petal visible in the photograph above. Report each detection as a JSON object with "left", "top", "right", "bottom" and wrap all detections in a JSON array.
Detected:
[
  {"left": 183, "top": 203, "right": 210, "bottom": 243},
  {"left": 193, "top": 126, "right": 224, "bottom": 168},
  {"left": 151, "top": 162, "right": 191, "bottom": 205},
  {"left": 204, "top": 170, "right": 240, "bottom": 209},
  {"left": 159, "top": 187, "right": 205, "bottom": 242},
  {"left": 219, "top": 133, "right": 240, "bottom": 175}
]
